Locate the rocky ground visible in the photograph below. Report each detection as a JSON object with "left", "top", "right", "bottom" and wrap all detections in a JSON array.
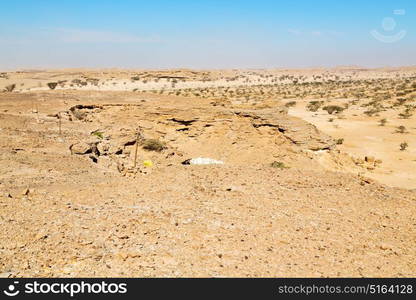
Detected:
[{"left": 0, "top": 69, "right": 415, "bottom": 277}]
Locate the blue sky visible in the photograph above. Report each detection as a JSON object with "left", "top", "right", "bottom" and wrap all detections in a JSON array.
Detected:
[{"left": 0, "top": 0, "right": 415, "bottom": 69}]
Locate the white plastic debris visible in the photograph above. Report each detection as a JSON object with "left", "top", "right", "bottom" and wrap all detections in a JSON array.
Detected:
[{"left": 187, "top": 157, "right": 224, "bottom": 165}]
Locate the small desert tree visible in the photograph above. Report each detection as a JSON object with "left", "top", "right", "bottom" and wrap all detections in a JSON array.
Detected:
[
  {"left": 4, "top": 84, "right": 15, "bottom": 92},
  {"left": 47, "top": 82, "right": 58, "bottom": 90}
]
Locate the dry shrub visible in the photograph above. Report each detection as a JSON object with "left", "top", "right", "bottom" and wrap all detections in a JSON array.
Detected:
[
  {"left": 322, "top": 105, "right": 345, "bottom": 114},
  {"left": 307, "top": 101, "right": 323, "bottom": 112},
  {"left": 142, "top": 139, "right": 165, "bottom": 152},
  {"left": 47, "top": 82, "right": 58, "bottom": 90},
  {"left": 4, "top": 84, "right": 15, "bottom": 92}
]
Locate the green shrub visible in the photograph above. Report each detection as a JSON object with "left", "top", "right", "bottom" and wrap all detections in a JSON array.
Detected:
[{"left": 91, "top": 131, "right": 104, "bottom": 139}]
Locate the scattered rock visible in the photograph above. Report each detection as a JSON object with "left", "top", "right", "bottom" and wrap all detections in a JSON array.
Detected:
[
  {"left": 182, "top": 158, "right": 224, "bottom": 165},
  {"left": 379, "top": 243, "right": 393, "bottom": 251},
  {"left": 365, "top": 156, "right": 375, "bottom": 163},
  {"left": 69, "top": 142, "right": 96, "bottom": 155},
  {"left": 359, "top": 176, "right": 374, "bottom": 185},
  {"left": 226, "top": 186, "right": 244, "bottom": 192},
  {"left": 0, "top": 272, "right": 14, "bottom": 278},
  {"left": 69, "top": 105, "right": 102, "bottom": 121}
]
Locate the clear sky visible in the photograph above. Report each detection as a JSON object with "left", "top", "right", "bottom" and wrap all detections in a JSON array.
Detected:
[{"left": 0, "top": 0, "right": 415, "bottom": 69}]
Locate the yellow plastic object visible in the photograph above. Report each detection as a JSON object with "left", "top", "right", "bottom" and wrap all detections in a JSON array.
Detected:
[{"left": 143, "top": 160, "right": 153, "bottom": 167}]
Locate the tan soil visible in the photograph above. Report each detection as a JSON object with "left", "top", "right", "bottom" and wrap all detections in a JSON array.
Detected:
[{"left": 0, "top": 68, "right": 415, "bottom": 277}]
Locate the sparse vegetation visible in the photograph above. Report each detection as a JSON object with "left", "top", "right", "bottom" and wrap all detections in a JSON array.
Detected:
[
  {"left": 398, "top": 108, "right": 413, "bottom": 119},
  {"left": 91, "top": 131, "right": 104, "bottom": 139},
  {"left": 142, "top": 139, "right": 166, "bottom": 152},
  {"left": 306, "top": 101, "right": 323, "bottom": 112},
  {"left": 284, "top": 101, "right": 297, "bottom": 108},
  {"left": 3, "top": 67, "right": 416, "bottom": 278},
  {"left": 400, "top": 142, "right": 408, "bottom": 151},
  {"left": 322, "top": 105, "right": 345, "bottom": 115},
  {"left": 4, "top": 84, "right": 15, "bottom": 92},
  {"left": 270, "top": 161, "right": 289, "bottom": 169},
  {"left": 396, "top": 125, "right": 407, "bottom": 134},
  {"left": 47, "top": 82, "right": 58, "bottom": 90}
]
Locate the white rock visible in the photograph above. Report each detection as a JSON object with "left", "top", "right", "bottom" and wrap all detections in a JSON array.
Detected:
[{"left": 189, "top": 157, "right": 224, "bottom": 165}]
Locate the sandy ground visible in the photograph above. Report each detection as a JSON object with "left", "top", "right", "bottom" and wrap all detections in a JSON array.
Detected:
[
  {"left": 0, "top": 68, "right": 415, "bottom": 277},
  {"left": 289, "top": 102, "right": 416, "bottom": 189}
]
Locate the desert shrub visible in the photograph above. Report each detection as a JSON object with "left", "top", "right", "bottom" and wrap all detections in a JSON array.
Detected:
[
  {"left": 398, "top": 108, "right": 413, "bottom": 119},
  {"left": 396, "top": 125, "right": 407, "bottom": 134},
  {"left": 400, "top": 142, "right": 408, "bottom": 151},
  {"left": 4, "top": 84, "right": 15, "bottom": 92},
  {"left": 322, "top": 105, "right": 345, "bottom": 114},
  {"left": 47, "top": 82, "right": 58, "bottom": 90},
  {"left": 142, "top": 139, "right": 165, "bottom": 152},
  {"left": 284, "top": 101, "right": 297, "bottom": 107},
  {"left": 270, "top": 161, "right": 289, "bottom": 169},
  {"left": 379, "top": 118, "right": 387, "bottom": 126},
  {"left": 86, "top": 78, "right": 99, "bottom": 86},
  {"left": 363, "top": 108, "right": 382, "bottom": 116},
  {"left": 307, "top": 100, "right": 324, "bottom": 112},
  {"left": 131, "top": 76, "right": 140, "bottom": 81},
  {"left": 336, "top": 138, "right": 344, "bottom": 145},
  {"left": 91, "top": 131, "right": 104, "bottom": 139},
  {"left": 395, "top": 98, "right": 407, "bottom": 106},
  {"left": 72, "top": 79, "right": 87, "bottom": 86}
]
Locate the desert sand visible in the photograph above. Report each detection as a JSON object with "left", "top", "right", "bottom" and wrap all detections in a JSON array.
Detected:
[{"left": 0, "top": 67, "right": 415, "bottom": 277}]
